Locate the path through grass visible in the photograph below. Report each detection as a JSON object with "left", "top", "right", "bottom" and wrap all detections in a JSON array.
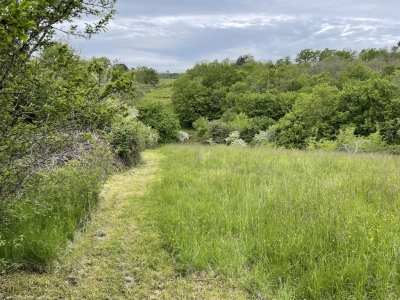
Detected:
[{"left": 0, "top": 150, "right": 247, "bottom": 299}]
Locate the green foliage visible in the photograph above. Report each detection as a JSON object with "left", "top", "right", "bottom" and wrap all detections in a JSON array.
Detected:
[
  {"left": 136, "top": 100, "right": 180, "bottom": 143},
  {"left": 275, "top": 84, "right": 342, "bottom": 148},
  {"left": 308, "top": 128, "right": 388, "bottom": 154},
  {"left": 192, "top": 117, "right": 209, "bottom": 139},
  {"left": 338, "top": 64, "right": 378, "bottom": 87},
  {"left": 0, "top": 140, "right": 113, "bottom": 266},
  {"left": 206, "top": 120, "right": 231, "bottom": 144},
  {"left": 173, "top": 45, "right": 400, "bottom": 151},
  {"left": 172, "top": 59, "right": 243, "bottom": 125},
  {"left": 110, "top": 119, "right": 158, "bottom": 167},
  {"left": 233, "top": 91, "right": 284, "bottom": 119},
  {"left": 0, "top": 42, "right": 134, "bottom": 209},
  {"left": 253, "top": 128, "right": 277, "bottom": 145},
  {"left": 172, "top": 75, "right": 212, "bottom": 126},
  {"left": 0, "top": 0, "right": 38, "bottom": 42},
  {"left": 339, "top": 78, "right": 400, "bottom": 139},
  {"left": 135, "top": 66, "right": 159, "bottom": 85},
  {"left": 239, "top": 116, "right": 276, "bottom": 143}
]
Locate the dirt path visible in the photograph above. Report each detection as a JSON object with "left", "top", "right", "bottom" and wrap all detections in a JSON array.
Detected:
[{"left": 0, "top": 150, "right": 247, "bottom": 300}]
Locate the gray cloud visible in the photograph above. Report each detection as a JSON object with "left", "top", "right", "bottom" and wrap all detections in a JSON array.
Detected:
[{"left": 75, "top": 0, "right": 400, "bottom": 72}]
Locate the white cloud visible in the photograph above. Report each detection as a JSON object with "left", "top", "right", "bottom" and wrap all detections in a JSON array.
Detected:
[{"left": 74, "top": 0, "right": 400, "bottom": 72}]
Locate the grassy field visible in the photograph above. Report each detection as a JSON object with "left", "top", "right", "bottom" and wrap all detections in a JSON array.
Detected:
[
  {"left": 0, "top": 151, "right": 247, "bottom": 299},
  {"left": 2, "top": 145, "right": 400, "bottom": 299},
  {"left": 145, "top": 145, "right": 400, "bottom": 299},
  {"left": 139, "top": 79, "right": 175, "bottom": 113}
]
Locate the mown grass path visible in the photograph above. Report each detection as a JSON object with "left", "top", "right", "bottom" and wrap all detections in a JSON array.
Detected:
[{"left": 0, "top": 150, "right": 247, "bottom": 299}]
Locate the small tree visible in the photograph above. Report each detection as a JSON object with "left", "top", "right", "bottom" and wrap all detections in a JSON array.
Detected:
[{"left": 135, "top": 66, "right": 159, "bottom": 85}]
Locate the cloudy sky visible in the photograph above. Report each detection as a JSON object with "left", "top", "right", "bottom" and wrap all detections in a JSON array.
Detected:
[{"left": 75, "top": 0, "right": 400, "bottom": 73}]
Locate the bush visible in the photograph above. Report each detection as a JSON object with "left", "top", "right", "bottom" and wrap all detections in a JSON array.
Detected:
[
  {"left": 137, "top": 100, "right": 180, "bottom": 143},
  {"left": 206, "top": 120, "right": 231, "bottom": 144},
  {"left": 253, "top": 127, "right": 277, "bottom": 145},
  {"left": 193, "top": 117, "right": 209, "bottom": 139},
  {"left": 110, "top": 119, "right": 158, "bottom": 167},
  {"left": 178, "top": 131, "right": 189, "bottom": 143},
  {"left": 307, "top": 128, "right": 388, "bottom": 153},
  {"left": 241, "top": 116, "right": 276, "bottom": 143},
  {"left": 225, "top": 131, "right": 247, "bottom": 147}
]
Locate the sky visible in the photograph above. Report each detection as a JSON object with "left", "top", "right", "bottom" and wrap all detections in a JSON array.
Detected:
[{"left": 74, "top": 0, "right": 400, "bottom": 73}]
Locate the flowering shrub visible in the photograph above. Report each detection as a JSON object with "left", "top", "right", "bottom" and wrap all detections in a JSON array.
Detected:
[
  {"left": 178, "top": 131, "right": 189, "bottom": 143},
  {"left": 253, "top": 128, "right": 276, "bottom": 145},
  {"left": 225, "top": 131, "right": 247, "bottom": 147}
]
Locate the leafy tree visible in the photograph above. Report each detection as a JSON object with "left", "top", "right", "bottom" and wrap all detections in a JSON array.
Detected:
[
  {"left": 0, "top": 0, "right": 37, "bottom": 42},
  {"left": 339, "top": 78, "right": 400, "bottom": 140},
  {"left": 0, "top": 42, "right": 135, "bottom": 213},
  {"left": 0, "top": 0, "right": 116, "bottom": 94},
  {"left": 275, "top": 84, "right": 342, "bottom": 148},
  {"left": 295, "top": 49, "right": 319, "bottom": 64},
  {"left": 135, "top": 66, "right": 159, "bottom": 85},
  {"left": 338, "top": 64, "right": 378, "bottom": 87},
  {"left": 233, "top": 91, "right": 284, "bottom": 120},
  {"left": 235, "top": 54, "right": 255, "bottom": 67},
  {"left": 172, "top": 75, "right": 212, "bottom": 126},
  {"left": 359, "top": 48, "right": 389, "bottom": 62}
]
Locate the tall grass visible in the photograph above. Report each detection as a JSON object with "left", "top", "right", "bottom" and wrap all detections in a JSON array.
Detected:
[
  {"left": 147, "top": 145, "right": 400, "bottom": 299},
  {"left": 0, "top": 147, "right": 113, "bottom": 268}
]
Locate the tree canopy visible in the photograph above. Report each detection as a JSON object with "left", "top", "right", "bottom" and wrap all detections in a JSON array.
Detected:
[{"left": 172, "top": 46, "right": 400, "bottom": 150}]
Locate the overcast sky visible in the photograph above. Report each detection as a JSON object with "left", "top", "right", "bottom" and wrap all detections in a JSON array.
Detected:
[{"left": 74, "top": 0, "right": 400, "bottom": 73}]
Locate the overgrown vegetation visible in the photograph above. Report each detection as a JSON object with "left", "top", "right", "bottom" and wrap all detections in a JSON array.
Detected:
[
  {"left": 0, "top": 0, "right": 158, "bottom": 270},
  {"left": 148, "top": 144, "right": 400, "bottom": 299},
  {"left": 173, "top": 47, "right": 400, "bottom": 152}
]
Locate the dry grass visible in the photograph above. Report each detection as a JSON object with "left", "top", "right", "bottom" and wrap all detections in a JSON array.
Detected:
[{"left": 0, "top": 150, "right": 248, "bottom": 299}]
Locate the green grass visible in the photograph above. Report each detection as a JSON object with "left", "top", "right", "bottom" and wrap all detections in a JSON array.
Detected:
[
  {"left": 0, "top": 151, "right": 248, "bottom": 299},
  {"left": 139, "top": 79, "right": 175, "bottom": 113},
  {"left": 145, "top": 145, "right": 400, "bottom": 299},
  {"left": 159, "top": 78, "right": 176, "bottom": 86},
  {"left": 0, "top": 148, "right": 112, "bottom": 268}
]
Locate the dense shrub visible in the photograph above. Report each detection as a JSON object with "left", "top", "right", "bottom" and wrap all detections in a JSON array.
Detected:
[
  {"left": 206, "top": 120, "right": 231, "bottom": 144},
  {"left": 110, "top": 119, "right": 158, "bottom": 167},
  {"left": 193, "top": 117, "right": 209, "bottom": 139},
  {"left": 178, "top": 131, "right": 189, "bottom": 143},
  {"left": 225, "top": 131, "right": 247, "bottom": 147},
  {"left": 240, "top": 116, "right": 276, "bottom": 143},
  {"left": 137, "top": 100, "right": 180, "bottom": 143}
]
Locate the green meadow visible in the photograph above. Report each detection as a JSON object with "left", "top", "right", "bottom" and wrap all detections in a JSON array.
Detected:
[
  {"left": 144, "top": 144, "right": 400, "bottom": 299},
  {"left": 139, "top": 78, "right": 175, "bottom": 112}
]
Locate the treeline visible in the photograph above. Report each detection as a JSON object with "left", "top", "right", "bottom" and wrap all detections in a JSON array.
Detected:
[
  {"left": 172, "top": 49, "right": 400, "bottom": 152},
  {"left": 0, "top": 1, "right": 158, "bottom": 269}
]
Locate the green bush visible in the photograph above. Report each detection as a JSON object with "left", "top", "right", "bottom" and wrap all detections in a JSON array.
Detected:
[
  {"left": 241, "top": 116, "right": 276, "bottom": 143},
  {"left": 193, "top": 117, "right": 209, "bottom": 139},
  {"left": 206, "top": 120, "right": 231, "bottom": 144},
  {"left": 110, "top": 119, "right": 158, "bottom": 167},
  {"left": 137, "top": 100, "right": 180, "bottom": 143}
]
